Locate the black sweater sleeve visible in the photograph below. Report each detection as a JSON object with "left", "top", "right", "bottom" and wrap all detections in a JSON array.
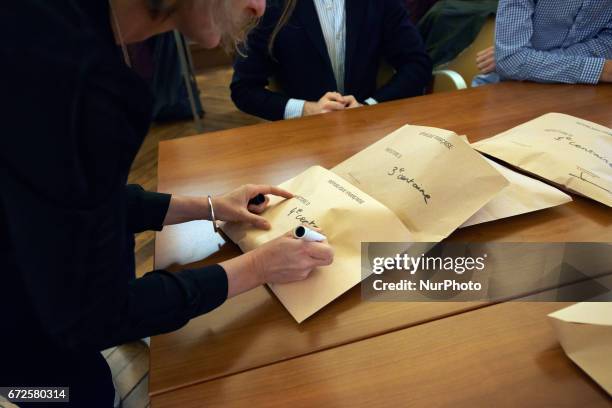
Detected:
[
  {"left": 125, "top": 184, "right": 171, "bottom": 233},
  {"left": 1, "top": 166, "right": 229, "bottom": 351},
  {"left": 100, "top": 265, "right": 228, "bottom": 350},
  {"left": 0, "top": 0, "right": 228, "bottom": 353}
]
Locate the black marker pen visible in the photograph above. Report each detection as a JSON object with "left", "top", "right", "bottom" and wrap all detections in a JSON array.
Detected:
[{"left": 248, "top": 193, "right": 266, "bottom": 206}]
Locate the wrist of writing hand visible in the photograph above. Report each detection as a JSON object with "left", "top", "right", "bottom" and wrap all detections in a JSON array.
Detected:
[
  {"left": 247, "top": 250, "right": 266, "bottom": 285},
  {"left": 222, "top": 251, "right": 266, "bottom": 298}
]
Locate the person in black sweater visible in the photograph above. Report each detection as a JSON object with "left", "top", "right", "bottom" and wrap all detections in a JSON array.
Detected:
[{"left": 0, "top": 1, "right": 331, "bottom": 406}]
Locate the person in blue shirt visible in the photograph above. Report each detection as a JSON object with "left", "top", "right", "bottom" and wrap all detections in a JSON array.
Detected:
[
  {"left": 473, "top": 0, "right": 612, "bottom": 86},
  {"left": 231, "top": 0, "right": 433, "bottom": 121}
]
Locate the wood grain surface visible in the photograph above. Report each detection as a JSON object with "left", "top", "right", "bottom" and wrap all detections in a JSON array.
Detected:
[
  {"left": 151, "top": 82, "right": 612, "bottom": 399},
  {"left": 151, "top": 302, "right": 611, "bottom": 407}
]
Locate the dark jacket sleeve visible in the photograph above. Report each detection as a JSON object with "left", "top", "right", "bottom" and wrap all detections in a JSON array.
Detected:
[
  {"left": 125, "top": 184, "right": 171, "bottom": 233},
  {"left": 1, "top": 22, "right": 229, "bottom": 352},
  {"left": 372, "top": 0, "right": 433, "bottom": 102},
  {"left": 230, "top": 6, "right": 291, "bottom": 121}
]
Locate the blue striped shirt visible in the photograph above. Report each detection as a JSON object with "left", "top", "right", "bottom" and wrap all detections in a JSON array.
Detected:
[
  {"left": 316, "top": 0, "right": 346, "bottom": 95},
  {"left": 494, "top": 0, "right": 612, "bottom": 84},
  {"left": 284, "top": 0, "right": 377, "bottom": 119}
]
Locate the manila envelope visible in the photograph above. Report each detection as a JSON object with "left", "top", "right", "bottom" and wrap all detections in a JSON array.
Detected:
[
  {"left": 549, "top": 302, "right": 612, "bottom": 396},
  {"left": 473, "top": 113, "right": 612, "bottom": 207},
  {"left": 461, "top": 158, "right": 572, "bottom": 228},
  {"left": 332, "top": 125, "right": 509, "bottom": 240},
  {"left": 222, "top": 166, "right": 413, "bottom": 323}
]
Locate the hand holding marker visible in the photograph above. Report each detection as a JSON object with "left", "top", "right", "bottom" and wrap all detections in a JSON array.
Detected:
[
  {"left": 248, "top": 193, "right": 267, "bottom": 206},
  {"left": 249, "top": 193, "right": 327, "bottom": 242}
]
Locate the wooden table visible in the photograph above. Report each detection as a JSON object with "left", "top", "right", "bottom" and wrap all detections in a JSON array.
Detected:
[
  {"left": 150, "top": 82, "right": 612, "bottom": 406},
  {"left": 151, "top": 302, "right": 610, "bottom": 407}
]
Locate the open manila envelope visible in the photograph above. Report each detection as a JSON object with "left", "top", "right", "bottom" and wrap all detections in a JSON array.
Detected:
[
  {"left": 548, "top": 302, "right": 612, "bottom": 396},
  {"left": 332, "top": 125, "right": 509, "bottom": 240},
  {"left": 473, "top": 113, "right": 612, "bottom": 207},
  {"left": 222, "top": 166, "right": 413, "bottom": 323},
  {"left": 460, "top": 157, "right": 572, "bottom": 227},
  {"left": 224, "top": 125, "right": 509, "bottom": 322}
]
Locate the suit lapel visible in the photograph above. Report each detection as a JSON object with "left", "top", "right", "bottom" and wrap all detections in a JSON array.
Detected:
[
  {"left": 295, "top": 0, "right": 335, "bottom": 77},
  {"left": 344, "top": 0, "right": 368, "bottom": 89}
]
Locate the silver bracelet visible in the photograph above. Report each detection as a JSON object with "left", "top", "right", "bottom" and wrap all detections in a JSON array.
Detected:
[{"left": 207, "top": 195, "right": 219, "bottom": 233}]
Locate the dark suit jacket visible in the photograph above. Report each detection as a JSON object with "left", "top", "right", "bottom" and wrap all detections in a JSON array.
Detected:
[{"left": 231, "top": 0, "right": 433, "bottom": 121}]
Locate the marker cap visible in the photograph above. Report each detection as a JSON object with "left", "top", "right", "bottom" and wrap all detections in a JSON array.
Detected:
[{"left": 293, "top": 226, "right": 327, "bottom": 242}]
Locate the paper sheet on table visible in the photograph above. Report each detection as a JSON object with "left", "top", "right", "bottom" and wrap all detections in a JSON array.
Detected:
[
  {"left": 332, "top": 125, "right": 509, "bottom": 240},
  {"left": 222, "top": 166, "right": 413, "bottom": 323},
  {"left": 548, "top": 302, "right": 612, "bottom": 396},
  {"left": 473, "top": 113, "right": 612, "bottom": 207},
  {"left": 460, "top": 157, "right": 572, "bottom": 227}
]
